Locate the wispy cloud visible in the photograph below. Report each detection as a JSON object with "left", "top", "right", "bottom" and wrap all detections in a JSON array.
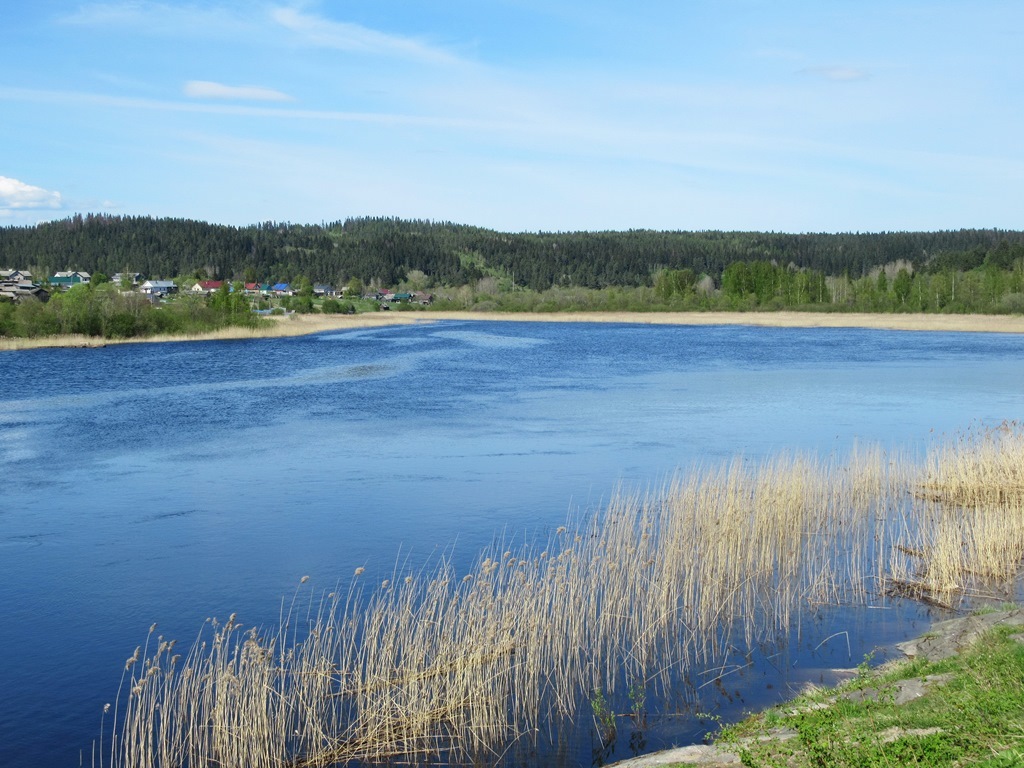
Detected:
[
  {"left": 0, "top": 85, "right": 490, "bottom": 129},
  {"left": 184, "top": 80, "right": 293, "bottom": 102},
  {"left": 59, "top": 1, "right": 254, "bottom": 37},
  {"left": 800, "top": 66, "right": 870, "bottom": 82},
  {"left": 0, "top": 176, "right": 63, "bottom": 211},
  {"left": 270, "top": 7, "right": 461, "bottom": 65},
  {"left": 59, "top": 1, "right": 460, "bottom": 66}
]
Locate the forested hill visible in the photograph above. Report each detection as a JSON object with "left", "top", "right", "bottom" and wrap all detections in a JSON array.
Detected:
[{"left": 2, "top": 214, "right": 1022, "bottom": 290}]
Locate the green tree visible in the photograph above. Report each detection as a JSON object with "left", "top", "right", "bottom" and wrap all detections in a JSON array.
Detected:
[
  {"left": 209, "top": 281, "right": 231, "bottom": 311},
  {"left": 654, "top": 268, "right": 696, "bottom": 300},
  {"left": 53, "top": 284, "right": 102, "bottom": 335},
  {"left": 893, "top": 269, "right": 912, "bottom": 306},
  {"left": 985, "top": 240, "right": 1015, "bottom": 270},
  {"left": 290, "top": 295, "right": 314, "bottom": 313},
  {"left": 0, "top": 300, "right": 14, "bottom": 335},
  {"left": 14, "top": 297, "right": 60, "bottom": 336}
]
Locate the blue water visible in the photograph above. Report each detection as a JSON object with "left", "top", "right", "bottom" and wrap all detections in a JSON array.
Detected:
[{"left": 1, "top": 320, "right": 1023, "bottom": 767}]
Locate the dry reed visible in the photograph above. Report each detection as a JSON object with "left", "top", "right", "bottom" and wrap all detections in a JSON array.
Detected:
[{"left": 98, "top": 423, "right": 1024, "bottom": 767}]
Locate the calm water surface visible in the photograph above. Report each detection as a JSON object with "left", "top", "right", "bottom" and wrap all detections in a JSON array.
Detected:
[{"left": 2, "top": 320, "right": 1023, "bottom": 767}]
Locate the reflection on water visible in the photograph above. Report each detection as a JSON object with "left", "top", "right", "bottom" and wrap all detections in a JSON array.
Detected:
[
  {"left": 1, "top": 321, "right": 1023, "bottom": 767},
  {"left": 429, "top": 328, "right": 550, "bottom": 348}
]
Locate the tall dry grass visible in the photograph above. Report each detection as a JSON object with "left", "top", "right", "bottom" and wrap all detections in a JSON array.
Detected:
[
  {"left": 887, "top": 421, "right": 1024, "bottom": 605},
  {"left": 98, "top": 423, "right": 1024, "bottom": 768},
  {"left": 0, "top": 312, "right": 423, "bottom": 351}
]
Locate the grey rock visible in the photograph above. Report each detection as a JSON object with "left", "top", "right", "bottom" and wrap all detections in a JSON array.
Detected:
[
  {"left": 603, "top": 744, "right": 742, "bottom": 767},
  {"left": 896, "top": 609, "right": 1024, "bottom": 661}
]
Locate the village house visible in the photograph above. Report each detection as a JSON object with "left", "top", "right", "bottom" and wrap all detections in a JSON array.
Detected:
[
  {"left": 0, "top": 269, "right": 32, "bottom": 282},
  {"left": 374, "top": 289, "right": 434, "bottom": 308},
  {"left": 140, "top": 280, "right": 178, "bottom": 297},
  {"left": 49, "top": 271, "right": 91, "bottom": 289},
  {"left": 0, "top": 274, "right": 49, "bottom": 304},
  {"left": 191, "top": 280, "right": 224, "bottom": 294}
]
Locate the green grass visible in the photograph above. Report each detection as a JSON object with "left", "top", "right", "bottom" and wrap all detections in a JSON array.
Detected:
[{"left": 718, "top": 625, "right": 1024, "bottom": 767}]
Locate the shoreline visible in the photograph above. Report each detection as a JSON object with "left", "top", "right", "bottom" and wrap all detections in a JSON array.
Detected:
[
  {"left": 3, "top": 310, "right": 1024, "bottom": 351},
  {"left": 608, "top": 607, "right": 1024, "bottom": 768}
]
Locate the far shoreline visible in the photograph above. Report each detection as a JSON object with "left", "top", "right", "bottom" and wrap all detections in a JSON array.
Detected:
[{"left": 3, "top": 310, "right": 1024, "bottom": 351}]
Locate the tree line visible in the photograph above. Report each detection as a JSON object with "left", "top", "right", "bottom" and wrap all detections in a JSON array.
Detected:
[{"left": 2, "top": 213, "right": 1023, "bottom": 293}]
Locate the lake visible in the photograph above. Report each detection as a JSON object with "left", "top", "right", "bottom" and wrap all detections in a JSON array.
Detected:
[{"left": 2, "top": 319, "right": 1023, "bottom": 767}]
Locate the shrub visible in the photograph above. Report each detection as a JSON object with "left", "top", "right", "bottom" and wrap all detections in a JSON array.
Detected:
[{"left": 998, "top": 293, "right": 1024, "bottom": 314}]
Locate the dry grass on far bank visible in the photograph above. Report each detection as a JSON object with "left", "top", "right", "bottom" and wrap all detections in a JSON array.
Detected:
[
  {"left": 4, "top": 310, "right": 1024, "bottom": 351},
  {"left": 0, "top": 313, "right": 424, "bottom": 351},
  {"left": 421, "top": 310, "right": 1024, "bottom": 334},
  {"left": 261, "top": 309, "right": 1024, "bottom": 335}
]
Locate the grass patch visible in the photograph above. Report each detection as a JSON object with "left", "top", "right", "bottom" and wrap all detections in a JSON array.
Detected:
[{"left": 719, "top": 625, "right": 1024, "bottom": 767}]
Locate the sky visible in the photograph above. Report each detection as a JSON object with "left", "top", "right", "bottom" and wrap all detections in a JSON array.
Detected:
[{"left": 1, "top": 1, "right": 1022, "bottom": 234}]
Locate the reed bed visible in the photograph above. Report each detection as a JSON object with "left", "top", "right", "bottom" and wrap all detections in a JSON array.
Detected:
[
  {"left": 0, "top": 313, "right": 422, "bottom": 351},
  {"left": 888, "top": 421, "right": 1024, "bottom": 605},
  {"left": 98, "top": 423, "right": 1024, "bottom": 768}
]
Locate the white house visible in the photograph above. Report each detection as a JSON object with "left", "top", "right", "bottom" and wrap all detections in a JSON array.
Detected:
[{"left": 140, "top": 280, "right": 178, "bottom": 296}]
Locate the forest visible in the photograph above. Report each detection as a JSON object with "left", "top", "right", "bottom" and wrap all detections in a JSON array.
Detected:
[
  {"left": 2, "top": 213, "right": 1023, "bottom": 292},
  {"left": 2, "top": 215, "right": 1024, "bottom": 335}
]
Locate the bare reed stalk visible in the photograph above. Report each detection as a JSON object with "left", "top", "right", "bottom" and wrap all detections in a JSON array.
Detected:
[
  {"left": 100, "top": 423, "right": 1024, "bottom": 767},
  {"left": 886, "top": 422, "right": 1024, "bottom": 606}
]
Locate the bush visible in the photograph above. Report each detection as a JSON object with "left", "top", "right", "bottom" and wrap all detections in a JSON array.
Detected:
[
  {"left": 14, "top": 298, "right": 61, "bottom": 336},
  {"left": 998, "top": 293, "right": 1024, "bottom": 314},
  {"left": 290, "top": 295, "right": 315, "bottom": 313},
  {"left": 0, "top": 300, "right": 14, "bottom": 335},
  {"left": 103, "top": 312, "right": 139, "bottom": 339}
]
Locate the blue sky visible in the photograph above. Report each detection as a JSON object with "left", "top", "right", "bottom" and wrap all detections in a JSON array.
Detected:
[{"left": 1, "top": 1, "right": 1021, "bottom": 233}]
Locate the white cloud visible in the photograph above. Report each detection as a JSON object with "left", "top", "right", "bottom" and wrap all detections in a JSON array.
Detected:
[
  {"left": 271, "top": 7, "right": 461, "bottom": 65},
  {"left": 0, "top": 176, "right": 63, "bottom": 210},
  {"left": 183, "top": 80, "right": 293, "bottom": 102}
]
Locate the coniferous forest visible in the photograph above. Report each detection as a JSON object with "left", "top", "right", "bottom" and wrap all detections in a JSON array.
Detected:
[{"left": 2, "top": 214, "right": 1024, "bottom": 339}]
